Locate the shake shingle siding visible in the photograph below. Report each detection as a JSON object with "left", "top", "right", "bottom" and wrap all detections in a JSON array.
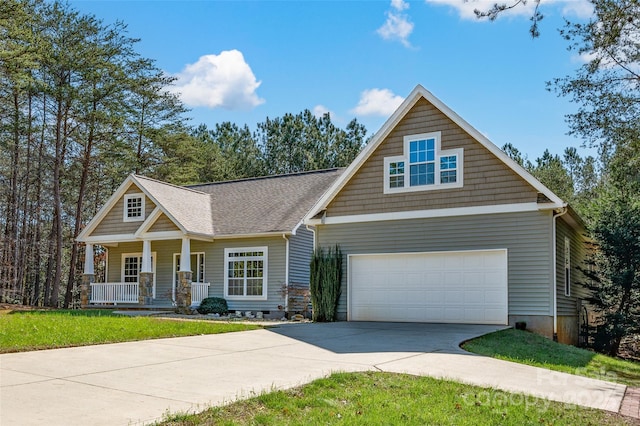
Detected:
[
  {"left": 92, "top": 186, "right": 156, "bottom": 236},
  {"left": 325, "top": 98, "right": 538, "bottom": 217},
  {"left": 316, "top": 210, "right": 554, "bottom": 318}
]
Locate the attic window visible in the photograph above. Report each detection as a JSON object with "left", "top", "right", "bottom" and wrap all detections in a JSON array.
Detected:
[
  {"left": 384, "top": 131, "right": 463, "bottom": 194},
  {"left": 124, "top": 193, "right": 145, "bottom": 222}
]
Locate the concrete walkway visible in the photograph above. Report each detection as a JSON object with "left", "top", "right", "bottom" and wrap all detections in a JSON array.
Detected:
[{"left": 0, "top": 322, "right": 627, "bottom": 425}]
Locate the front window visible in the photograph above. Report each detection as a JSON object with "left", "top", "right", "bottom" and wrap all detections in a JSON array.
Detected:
[
  {"left": 124, "top": 193, "right": 145, "bottom": 222},
  {"left": 224, "top": 247, "right": 267, "bottom": 300},
  {"left": 384, "top": 132, "right": 463, "bottom": 194},
  {"left": 123, "top": 256, "right": 139, "bottom": 282}
]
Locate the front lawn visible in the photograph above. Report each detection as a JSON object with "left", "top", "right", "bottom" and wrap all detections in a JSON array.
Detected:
[
  {"left": 463, "top": 328, "right": 640, "bottom": 387},
  {"left": 0, "top": 309, "right": 259, "bottom": 353},
  {"left": 159, "top": 371, "right": 634, "bottom": 425}
]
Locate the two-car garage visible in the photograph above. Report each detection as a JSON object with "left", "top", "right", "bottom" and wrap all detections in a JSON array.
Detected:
[{"left": 348, "top": 249, "right": 508, "bottom": 325}]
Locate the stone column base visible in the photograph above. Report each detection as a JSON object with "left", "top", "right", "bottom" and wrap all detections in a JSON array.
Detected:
[
  {"left": 81, "top": 274, "right": 94, "bottom": 308},
  {"left": 176, "top": 271, "right": 192, "bottom": 314},
  {"left": 139, "top": 272, "right": 154, "bottom": 305}
]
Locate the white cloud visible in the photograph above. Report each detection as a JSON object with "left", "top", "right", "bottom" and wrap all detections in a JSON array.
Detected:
[
  {"left": 170, "top": 50, "right": 264, "bottom": 110},
  {"left": 351, "top": 88, "right": 405, "bottom": 116},
  {"left": 313, "top": 104, "right": 334, "bottom": 118},
  {"left": 391, "top": 0, "right": 410, "bottom": 11},
  {"left": 377, "top": 0, "right": 414, "bottom": 48},
  {"left": 562, "top": 0, "right": 594, "bottom": 19},
  {"left": 425, "top": 0, "right": 593, "bottom": 20}
]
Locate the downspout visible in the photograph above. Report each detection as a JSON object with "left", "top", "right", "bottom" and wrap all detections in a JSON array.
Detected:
[
  {"left": 552, "top": 206, "right": 568, "bottom": 342},
  {"left": 283, "top": 234, "right": 290, "bottom": 313},
  {"left": 306, "top": 225, "right": 317, "bottom": 250}
]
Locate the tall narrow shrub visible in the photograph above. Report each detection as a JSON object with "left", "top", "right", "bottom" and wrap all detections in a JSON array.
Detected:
[{"left": 310, "top": 245, "right": 342, "bottom": 322}]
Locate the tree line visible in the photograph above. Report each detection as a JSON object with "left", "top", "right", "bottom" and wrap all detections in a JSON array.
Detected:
[
  {"left": 482, "top": 0, "right": 640, "bottom": 356},
  {"left": 0, "top": 0, "right": 368, "bottom": 308}
]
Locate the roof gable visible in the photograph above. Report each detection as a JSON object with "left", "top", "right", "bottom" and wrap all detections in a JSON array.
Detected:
[
  {"left": 78, "top": 169, "right": 344, "bottom": 243},
  {"left": 77, "top": 175, "right": 213, "bottom": 242},
  {"left": 304, "top": 85, "right": 564, "bottom": 222}
]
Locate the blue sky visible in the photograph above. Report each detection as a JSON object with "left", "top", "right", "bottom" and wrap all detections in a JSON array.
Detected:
[{"left": 69, "top": 0, "right": 595, "bottom": 161}]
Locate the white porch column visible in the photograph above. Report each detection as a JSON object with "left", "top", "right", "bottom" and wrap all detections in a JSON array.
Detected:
[
  {"left": 81, "top": 243, "right": 95, "bottom": 308},
  {"left": 139, "top": 240, "right": 154, "bottom": 305},
  {"left": 179, "top": 237, "right": 191, "bottom": 272},
  {"left": 83, "top": 244, "right": 95, "bottom": 275},
  {"left": 141, "top": 240, "right": 152, "bottom": 273}
]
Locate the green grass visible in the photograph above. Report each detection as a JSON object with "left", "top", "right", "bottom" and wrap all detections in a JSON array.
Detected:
[
  {"left": 0, "top": 309, "right": 260, "bottom": 353},
  {"left": 463, "top": 328, "right": 640, "bottom": 387},
  {"left": 159, "top": 371, "right": 634, "bottom": 426}
]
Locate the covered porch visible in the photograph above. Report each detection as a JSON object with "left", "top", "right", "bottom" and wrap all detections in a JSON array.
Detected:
[{"left": 81, "top": 236, "right": 210, "bottom": 313}]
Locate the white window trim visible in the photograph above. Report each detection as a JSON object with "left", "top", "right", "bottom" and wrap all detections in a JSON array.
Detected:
[
  {"left": 383, "top": 131, "right": 464, "bottom": 194},
  {"left": 123, "top": 193, "right": 145, "bottom": 222},
  {"left": 224, "top": 246, "right": 268, "bottom": 301},
  {"left": 564, "top": 237, "right": 571, "bottom": 297},
  {"left": 121, "top": 252, "right": 156, "bottom": 298}
]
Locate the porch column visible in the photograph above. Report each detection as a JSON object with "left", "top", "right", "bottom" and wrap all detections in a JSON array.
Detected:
[
  {"left": 176, "top": 237, "right": 193, "bottom": 314},
  {"left": 81, "top": 243, "right": 94, "bottom": 308},
  {"left": 139, "top": 240, "right": 154, "bottom": 305}
]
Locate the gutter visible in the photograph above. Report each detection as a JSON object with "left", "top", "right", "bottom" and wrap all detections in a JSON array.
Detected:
[{"left": 552, "top": 205, "right": 568, "bottom": 342}]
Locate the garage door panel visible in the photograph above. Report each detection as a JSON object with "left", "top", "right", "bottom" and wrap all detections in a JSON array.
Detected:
[{"left": 350, "top": 250, "right": 508, "bottom": 325}]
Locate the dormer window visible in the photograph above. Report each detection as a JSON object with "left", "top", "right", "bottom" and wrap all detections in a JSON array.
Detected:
[
  {"left": 384, "top": 131, "right": 463, "bottom": 194},
  {"left": 124, "top": 193, "right": 145, "bottom": 222}
]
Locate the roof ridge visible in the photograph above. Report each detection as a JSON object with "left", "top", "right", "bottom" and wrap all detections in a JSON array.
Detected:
[
  {"left": 132, "top": 174, "right": 209, "bottom": 195},
  {"left": 186, "top": 167, "right": 344, "bottom": 188}
]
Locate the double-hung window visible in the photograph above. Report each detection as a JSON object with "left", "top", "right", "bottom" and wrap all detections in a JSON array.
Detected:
[
  {"left": 384, "top": 132, "right": 463, "bottom": 194},
  {"left": 224, "top": 247, "right": 267, "bottom": 300},
  {"left": 124, "top": 193, "right": 145, "bottom": 222}
]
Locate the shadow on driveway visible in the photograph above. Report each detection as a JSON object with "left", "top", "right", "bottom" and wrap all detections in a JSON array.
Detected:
[{"left": 266, "top": 321, "right": 508, "bottom": 355}]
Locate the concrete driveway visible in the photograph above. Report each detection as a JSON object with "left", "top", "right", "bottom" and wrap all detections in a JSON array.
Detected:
[{"left": 0, "top": 322, "right": 625, "bottom": 425}]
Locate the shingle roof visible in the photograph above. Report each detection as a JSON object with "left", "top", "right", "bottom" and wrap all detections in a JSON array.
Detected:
[
  {"left": 132, "top": 175, "right": 215, "bottom": 236},
  {"left": 188, "top": 168, "right": 344, "bottom": 236},
  {"left": 130, "top": 169, "right": 343, "bottom": 237}
]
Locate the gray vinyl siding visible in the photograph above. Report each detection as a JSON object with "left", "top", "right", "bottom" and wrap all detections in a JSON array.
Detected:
[
  {"left": 105, "top": 236, "right": 288, "bottom": 311},
  {"left": 556, "top": 217, "right": 590, "bottom": 315},
  {"left": 288, "top": 227, "right": 314, "bottom": 285},
  {"left": 199, "top": 236, "right": 287, "bottom": 312},
  {"left": 315, "top": 210, "right": 554, "bottom": 317}
]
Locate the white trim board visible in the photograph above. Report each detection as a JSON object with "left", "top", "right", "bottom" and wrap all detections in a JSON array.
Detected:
[{"left": 315, "top": 202, "right": 547, "bottom": 225}]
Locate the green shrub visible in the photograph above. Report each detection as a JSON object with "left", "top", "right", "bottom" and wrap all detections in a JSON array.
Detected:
[{"left": 197, "top": 297, "right": 229, "bottom": 315}]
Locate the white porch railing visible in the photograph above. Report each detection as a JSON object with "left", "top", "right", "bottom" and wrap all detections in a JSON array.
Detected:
[
  {"left": 90, "top": 282, "right": 138, "bottom": 304},
  {"left": 89, "top": 281, "right": 209, "bottom": 306},
  {"left": 191, "top": 282, "right": 210, "bottom": 306}
]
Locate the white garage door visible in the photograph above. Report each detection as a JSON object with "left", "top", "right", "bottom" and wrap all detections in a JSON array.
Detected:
[{"left": 349, "top": 249, "right": 508, "bottom": 324}]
